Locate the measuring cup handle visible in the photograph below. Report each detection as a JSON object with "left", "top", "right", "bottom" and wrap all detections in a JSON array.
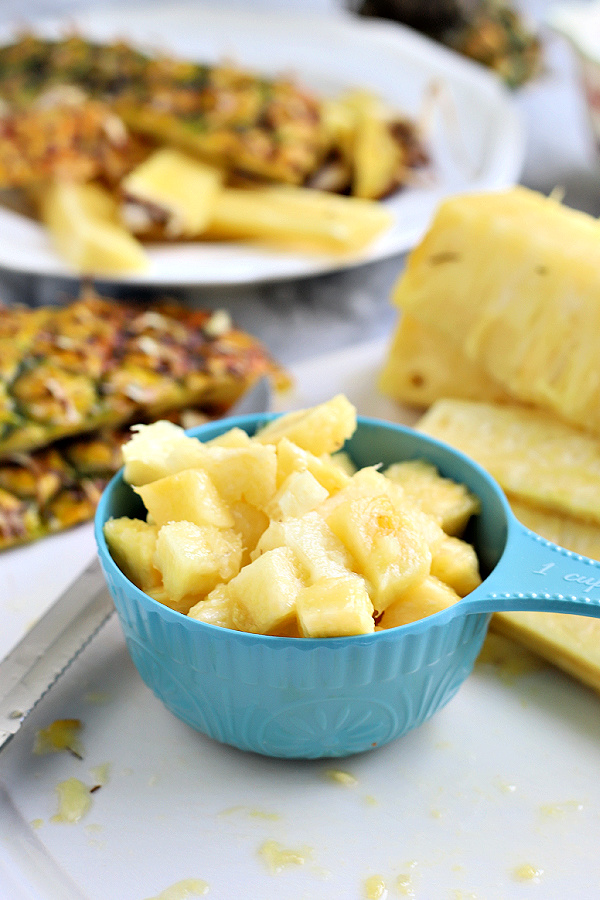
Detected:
[{"left": 468, "top": 519, "right": 600, "bottom": 616}]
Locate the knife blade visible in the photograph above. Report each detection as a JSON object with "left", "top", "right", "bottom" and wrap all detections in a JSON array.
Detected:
[
  {"left": 0, "top": 556, "right": 112, "bottom": 753},
  {"left": 0, "top": 376, "right": 272, "bottom": 753}
]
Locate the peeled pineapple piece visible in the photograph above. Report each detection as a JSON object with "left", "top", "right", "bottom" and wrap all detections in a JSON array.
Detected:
[
  {"left": 297, "top": 575, "right": 374, "bottom": 637},
  {"left": 418, "top": 399, "right": 600, "bottom": 526},
  {"left": 255, "top": 511, "right": 355, "bottom": 583},
  {"left": 379, "top": 575, "right": 461, "bottom": 629},
  {"left": 204, "top": 185, "right": 392, "bottom": 255},
  {"left": 385, "top": 459, "right": 480, "bottom": 536},
  {"left": 326, "top": 494, "right": 432, "bottom": 612},
  {"left": 103, "top": 517, "right": 161, "bottom": 593},
  {"left": 192, "top": 443, "right": 277, "bottom": 510},
  {"left": 154, "top": 520, "right": 242, "bottom": 607},
  {"left": 121, "top": 147, "right": 223, "bottom": 238},
  {"left": 430, "top": 534, "right": 481, "bottom": 597},
  {"left": 108, "top": 395, "right": 482, "bottom": 637},
  {"left": 255, "top": 395, "right": 357, "bottom": 456},
  {"left": 135, "top": 468, "right": 233, "bottom": 529},
  {"left": 275, "top": 437, "right": 351, "bottom": 494},
  {"left": 266, "top": 469, "right": 329, "bottom": 521},
  {"left": 395, "top": 186, "right": 600, "bottom": 436},
  {"left": 122, "top": 420, "right": 206, "bottom": 486},
  {"left": 343, "top": 90, "right": 402, "bottom": 200},
  {"left": 188, "top": 584, "right": 234, "bottom": 628},
  {"left": 378, "top": 313, "right": 512, "bottom": 409},
  {"left": 228, "top": 546, "right": 303, "bottom": 634},
  {"left": 39, "top": 179, "right": 148, "bottom": 274}
]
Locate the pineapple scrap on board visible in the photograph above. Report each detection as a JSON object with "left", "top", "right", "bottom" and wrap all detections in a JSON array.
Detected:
[{"left": 104, "top": 396, "right": 482, "bottom": 637}]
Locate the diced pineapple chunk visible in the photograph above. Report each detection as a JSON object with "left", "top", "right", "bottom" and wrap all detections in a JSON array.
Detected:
[
  {"left": 378, "top": 575, "right": 460, "bottom": 629},
  {"left": 154, "top": 520, "right": 242, "bottom": 607},
  {"left": 266, "top": 469, "right": 329, "bottom": 520},
  {"left": 188, "top": 583, "right": 234, "bottom": 628},
  {"left": 193, "top": 443, "right": 277, "bottom": 510},
  {"left": 330, "top": 450, "right": 357, "bottom": 476},
  {"left": 275, "top": 437, "right": 351, "bottom": 493},
  {"left": 255, "top": 511, "right": 355, "bottom": 582},
  {"left": 430, "top": 534, "right": 482, "bottom": 597},
  {"left": 135, "top": 468, "right": 233, "bottom": 528},
  {"left": 256, "top": 395, "right": 357, "bottom": 456},
  {"left": 326, "top": 494, "right": 432, "bottom": 612},
  {"left": 297, "top": 575, "right": 374, "bottom": 637},
  {"left": 121, "top": 147, "right": 223, "bottom": 237},
  {"left": 103, "top": 517, "right": 161, "bottom": 592},
  {"left": 123, "top": 420, "right": 206, "bottom": 486},
  {"left": 229, "top": 499, "right": 270, "bottom": 564},
  {"left": 206, "top": 427, "right": 252, "bottom": 448},
  {"left": 385, "top": 459, "right": 480, "bottom": 536},
  {"left": 228, "top": 546, "right": 304, "bottom": 634}
]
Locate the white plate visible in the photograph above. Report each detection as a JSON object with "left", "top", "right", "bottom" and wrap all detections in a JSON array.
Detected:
[
  {"left": 1, "top": 339, "right": 600, "bottom": 900},
  {"left": 0, "top": 3, "right": 524, "bottom": 286}
]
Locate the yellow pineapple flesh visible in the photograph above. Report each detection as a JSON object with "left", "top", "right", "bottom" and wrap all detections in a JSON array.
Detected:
[
  {"left": 418, "top": 399, "right": 600, "bottom": 526},
  {"left": 135, "top": 468, "right": 233, "bottom": 528},
  {"left": 378, "top": 313, "right": 511, "bottom": 409},
  {"left": 384, "top": 458, "right": 480, "bottom": 536},
  {"left": 393, "top": 186, "right": 600, "bottom": 435},
  {"left": 379, "top": 575, "right": 460, "bottom": 629},
  {"left": 296, "top": 575, "right": 374, "bottom": 637},
  {"left": 103, "top": 517, "right": 161, "bottom": 592},
  {"left": 228, "top": 545, "right": 303, "bottom": 634},
  {"left": 154, "top": 520, "right": 242, "bottom": 607},
  {"left": 255, "top": 395, "right": 357, "bottom": 456}
]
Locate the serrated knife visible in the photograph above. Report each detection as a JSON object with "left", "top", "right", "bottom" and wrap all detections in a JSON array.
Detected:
[{"left": 0, "top": 376, "right": 272, "bottom": 753}]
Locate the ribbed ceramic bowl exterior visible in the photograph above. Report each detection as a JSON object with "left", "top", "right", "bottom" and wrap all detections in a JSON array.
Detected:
[{"left": 95, "top": 415, "right": 506, "bottom": 759}]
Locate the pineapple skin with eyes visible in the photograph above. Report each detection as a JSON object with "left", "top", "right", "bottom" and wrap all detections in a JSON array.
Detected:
[{"left": 393, "top": 186, "right": 600, "bottom": 435}]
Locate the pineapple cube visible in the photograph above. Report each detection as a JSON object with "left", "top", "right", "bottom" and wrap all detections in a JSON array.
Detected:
[
  {"left": 297, "top": 575, "right": 375, "bottom": 637},
  {"left": 229, "top": 499, "right": 270, "bottom": 564},
  {"left": 378, "top": 575, "right": 460, "bottom": 629},
  {"left": 188, "top": 584, "right": 234, "bottom": 628},
  {"left": 385, "top": 459, "right": 480, "bottom": 536},
  {"left": 255, "top": 395, "right": 357, "bottom": 456},
  {"left": 103, "top": 516, "right": 160, "bottom": 592},
  {"left": 266, "top": 469, "right": 329, "bottom": 520},
  {"left": 121, "top": 147, "right": 223, "bottom": 237},
  {"left": 194, "top": 443, "right": 277, "bottom": 510},
  {"left": 206, "top": 427, "right": 252, "bottom": 449},
  {"left": 275, "top": 437, "right": 351, "bottom": 493},
  {"left": 123, "top": 420, "right": 206, "bottom": 486},
  {"left": 326, "top": 495, "right": 432, "bottom": 612},
  {"left": 154, "top": 521, "right": 242, "bottom": 607},
  {"left": 135, "top": 468, "right": 233, "bottom": 528},
  {"left": 431, "top": 534, "right": 481, "bottom": 597},
  {"left": 330, "top": 450, "right": 357, "bottom": 476},
  {"left": 228, "top": 546, "right": 304, "bottom": 634},
  {"left": 255, "top": 511, "right": 355, "bottom": 582}
]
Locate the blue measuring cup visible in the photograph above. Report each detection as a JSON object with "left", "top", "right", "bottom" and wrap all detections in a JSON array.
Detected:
[{"left": 95, "top": 414, "right": 600, "bottom": 759}]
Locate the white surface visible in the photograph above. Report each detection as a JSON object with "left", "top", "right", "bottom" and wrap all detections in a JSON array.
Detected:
[
  {"left": 0, "top": 3, "right": 523, "bottom": 286},
  {"left": 548, "top": 2, "right": 600, "bottom": 62},
  {"left": 1, "top": 340, "right": 600, "bottom": 899}
]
